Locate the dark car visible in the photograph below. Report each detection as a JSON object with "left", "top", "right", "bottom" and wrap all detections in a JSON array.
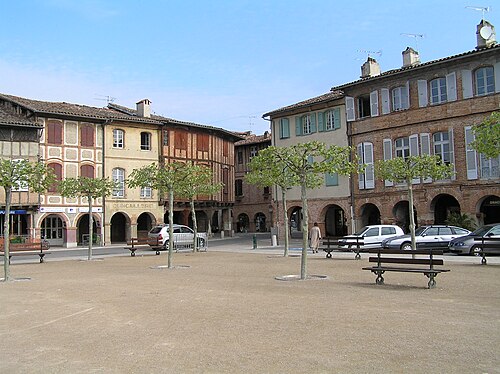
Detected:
[{"left": 448, "top": 223, "right": 500, "bottom": 255}]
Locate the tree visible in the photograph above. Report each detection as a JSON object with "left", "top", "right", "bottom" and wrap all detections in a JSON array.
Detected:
[
  {"left": 0, "top": 159, "right": 54, "bottom": 281},
  {"left": 127, "top": 162, "right": 184, "bottom": 269},
  {"left": 175, "top": 162, "right": 222, "bottom": 252},
  {"left": 375, "top": 155, "right": 454, "bottom": 251},
  {"left": 470, "top": 111, "right": 500, "bottom": 159},
  {"left": 58, "top": 177, "right": 116, "bottom": 260},
  {"left": 255, "top": 142, "right": 359, "bottom": 279},
  {"left": 445, "top": 212, "right": 477, "bottom": 232},
  {"left": 246, "top": 146, "right": 299, "bottom": 257}
]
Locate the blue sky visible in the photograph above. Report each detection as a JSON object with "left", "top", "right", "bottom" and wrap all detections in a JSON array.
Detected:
[{"left": 1, "top": 0, "right": 498, "bottom": 134}]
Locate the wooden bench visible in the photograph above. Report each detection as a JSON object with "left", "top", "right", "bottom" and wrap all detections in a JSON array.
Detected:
[
  {"left": 362, "top": 248, "right": 450, "bottom": 289},
  {"left": 474, "top": 237, "right": 500, "bottom": 265},
  {"left": 321, "top": 237, "right": 363, "bottom": 260},
  {"left": 124, "top": 237, "right": 160, "bottom": 256},
  {"left": 0, "top": 240, "right": 51, "bottom": 264}
]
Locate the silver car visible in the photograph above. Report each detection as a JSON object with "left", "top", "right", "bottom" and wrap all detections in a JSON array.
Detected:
[
  {"left": 448, "top": 223, "right": 500, "bottom": 255},
  {"left": 381, "top": 225, "right": 471, "bottom": 250},
  {"left": 147, "top": 224, "right": 206, "bottom": 250},
  {"left": 338, "top": 225, "right": 404, "bottom": 249}
]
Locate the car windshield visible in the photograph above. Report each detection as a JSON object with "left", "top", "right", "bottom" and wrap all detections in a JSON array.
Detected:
[
  {"left": 149, "top": 227, "right": 163, "bottom": 234},
  {"left": 415, "top": 227, "right": 427, "bottom": 235},
  {"left": 470, "top": 226, "right": 494, "bottom": 236},
  {"left": 354, "top": 226, "right": 368, "bottom": 235}
]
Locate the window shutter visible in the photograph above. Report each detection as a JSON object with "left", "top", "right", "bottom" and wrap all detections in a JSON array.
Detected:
[
  {"left": 420, "top": 133, "right": 432, "bottom": 183},
  {"left": 370, "top": 90, "right": 379, "bottom": 117},
  {"left": 465, "top": 126, "right": 478, "bottom": 179},
  {"left": 325, "top": 173, "right": 338, "bottom": 186},
  {"left": 295, "top": 117, "right": 302, "bottom": 136},
  {"left": 494, "top": 62, "right": 500, "bottom": 93},
  {"left": 446, "top": 72, "right": 457, "bottom": 101},
  {"left": 364, "top": 142, "right": 374, "bottom": 189},
  {"left": 462, "top": 70, "right": 473, "bottom": 99},
  {"left": 283, "top": 118, "right": 290, "bottom": 138},
  {"left": 409, "top": 134, "right": 420, "bottom": 184},
  {"left": 383, "top": 139, "right": 393, "bottom": 186},
  {"left": 448, "top": 128, "right": 456, "bottom": 180},
  {"left": 357, "top": 143, "right": 364, "bottom": 189},
  {"left": 318, "top": 112, "right": 324, "bottom": 132},
  {"left": 345, "top": 96, "right": 355, "bottom": 121},
  {"left": 381, "top": 88, "right": 390, "bottom": 114},
  {"left": 417, "top": 80, "right": 428, "bottom": 107},
  {"left": 310, "top": 113, "right": 317, "bottom": 133},
  {"left": 334, "top": 108, "right": 341, "bottom": 129},
  {"left": 404, "top": 81, "right": 410, "bottom": 109}
]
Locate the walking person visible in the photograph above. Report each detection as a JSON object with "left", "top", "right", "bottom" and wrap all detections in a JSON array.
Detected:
[{"left": 309, "top": 222, "right": 322, "bottom": 254}]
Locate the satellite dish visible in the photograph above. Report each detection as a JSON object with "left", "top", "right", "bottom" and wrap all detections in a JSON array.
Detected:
[{"left": 480, "top": 25, "right": 493, "bottom": 39}]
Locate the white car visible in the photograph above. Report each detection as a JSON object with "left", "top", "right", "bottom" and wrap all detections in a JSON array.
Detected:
[
  {"left": 147, "top": 224, "right": 206, "bottom": 250},
  {"left": 338, "top": 225, "right": 404, "bottom": 249}
]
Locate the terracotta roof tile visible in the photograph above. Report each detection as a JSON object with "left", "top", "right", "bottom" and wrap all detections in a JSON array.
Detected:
[
  {"left": 263, "top": 90, "right": 344, "bottom": 117},
  {"left": 0, "top": 106, "right": 41, "bottom": 128}
]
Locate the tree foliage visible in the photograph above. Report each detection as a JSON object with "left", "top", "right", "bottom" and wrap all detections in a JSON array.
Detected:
[
  {"left": 58, "top": 177, "right": 116, "bottom": 260},
  {"left": 445, "top": 212, "right": 477, "bottom": 232},
  {"left": 0, "top": 159, "right": 55, "bottom": 281},
  {"left": 470, "top": 111, "right": 500, "bottom": 159}
]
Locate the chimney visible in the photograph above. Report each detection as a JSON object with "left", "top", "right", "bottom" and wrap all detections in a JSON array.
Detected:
[
  {"left": 360, "top": 57, "right": 381, "bottom": 79},
  {"left": 476, "top": 19, "right": 496, "bottom": 49},
  {"left": 402, "top": 47, "right": 420, "bottom": 67},
  {"left": 136, "top": 99, "right": 151, "bottom": 118}
]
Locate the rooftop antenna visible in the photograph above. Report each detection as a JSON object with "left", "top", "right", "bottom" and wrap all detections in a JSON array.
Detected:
[
  {"left": 248, "top": 115, "right": 256, "bottom": 132},
  {"left": 357, "top": 49, "right": 382, "bottom": 59},
  {"left": 465, "top": 5, "right": 491, "bottom": 21},
  {"left": 94, "top": 94, "right": 116, "bottom": 104},
  {"left": 400, "top": 33, "right": 425, "bottom": 52}
]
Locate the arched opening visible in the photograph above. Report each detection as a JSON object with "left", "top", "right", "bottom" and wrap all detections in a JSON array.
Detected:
[
  {"left": 393, "top": 201, "right": 417, "bottom": 234},
  {"left": 41, "top": 214, "right": 65, "bottom": 246},
  {"left": 254, "top": 212, "right": 266, "bottom": 232},
  {"left": 479, "top": 195, "right": 500, "bottom": 225},
  {"left": 289, "top": 207, "right": 302, "bottom": 238},
  {"left": 77, "top": 214, "right": 99, "bottom": 245},
  {"left": 324, "top": 205, "right": 346, "bottom": 237},
  {"left": 188, "top": 211, "right": 209, "bottom": 232},
  {"left": 137, "top": 213, "right": 154, "bottom": 239},
  {"left": 211, "top": 211, "right": 219, "bottom": 233},
  {"left": 110, "top": 212, "right": 128, "bottom": 243},
  {"left": 237, "top": 213, "right": 249, "bottom": 233},
  {"left": 359, "top": 203, "right": 381, "bottom": 227},
  {"left": 432, "top": 194, "right": 460, "bottom": 224}
]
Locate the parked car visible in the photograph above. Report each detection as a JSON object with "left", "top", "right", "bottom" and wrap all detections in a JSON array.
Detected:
[
  {"left": 381, "top": 225, "right": 471, "bottom": 250},
  {"left": 147, "top": 224, "right": 206, "bottom": 250},
  {"left": 448, "top": 223, "right": 500, "bottom": 255},
  {"left": 338, "top": 225, "right": 404, "bottom": 249}
]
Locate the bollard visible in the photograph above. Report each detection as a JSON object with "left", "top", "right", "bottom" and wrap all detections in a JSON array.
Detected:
[
  {"left": 252, "top": 234, "right": 257, "bottom": 249},
  {"left": 271, "top": 235, "right": 277, "bottom": 247}
]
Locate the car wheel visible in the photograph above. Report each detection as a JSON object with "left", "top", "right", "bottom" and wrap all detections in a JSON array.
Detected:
[
  {"left": 401, "top": 242, "right": 412, "bottom": 251},
  {"left": 469, "top": 245, "right": 481, "bottom": 256}
]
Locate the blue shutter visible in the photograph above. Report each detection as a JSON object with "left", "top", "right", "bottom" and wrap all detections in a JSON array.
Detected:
[
  {"left": 334, "top": 108, "right": 341, "bottom": 129},
  {"left": 283, "top": 118, "right": 290, "bottom": 138},
  {"left": 295, "top": 117, "right": 302, "bottom": 136},
  {"left": 325, "top": 173, "right": 338, "bottom": 186},
  {"left": 318, "top": 112, "right": 325, "bottom": 132},
  {"left": 310, "top": 113, "right": 317, "bottom": 133}
]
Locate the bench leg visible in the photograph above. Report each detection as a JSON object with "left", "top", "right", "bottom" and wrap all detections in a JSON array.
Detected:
[
  {"left": 481, "top": 254, "right": 487, "bottom": 265},
  {"left": 39, "top": 254, "right": 45, "bottom": 263},
  {"left": 355, "top": 250, "right": 361, "bottom": 260},
  {"left": 155, "top": 250, "right": 160, "bottom": 255},
  {"left": 130, "top": 249, "right": 136, "bottom": 257},
  {"left": 372, "top": 270, "right": 384, "bottom": 285},
  {"left": 326, "top": 251, "right": 332, "bottom": 259},
  {"left": 425, "top": 273, "right": 437, "bottom": 289}
]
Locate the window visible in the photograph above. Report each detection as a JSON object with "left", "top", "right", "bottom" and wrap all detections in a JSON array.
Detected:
[
  {"left": 279, "top": 118, "right": 290, "bottom": 139},
  {"left": 357, "top": 95, "right": 371, "bottom": 118},
  {"left": 113, "top": 129, "right": 124, "bottom": 148},
  {"left": 391, "top": 86, "right": 409, "bottom": 111},
  {"left": 140, "top": 132, "right": 151, "bottom": 150},
  {"left": 295, "top": 114, "right": 316, "bottom": 136},
  {"left": 430, "top": 78, "right": 447, "bottom": 104},
  {"left": 47, "top": 121, "right": 63, "bottom": 145},
  {"left": 48, "top": 163, "right": 62, "bottom": 192},
  {"left": 263, "top": 186, "right": 270, "bottom": 195},
  {"left": 198, "top": 133, "right": 209, "bottom": 151},
  {"left": 112, "top": 168, "right": 125, "bottom": 197},
  {"left": 433, "top": 132, "right": 451, "bottom": 164},
  {"left": 140, "top": 187, "right": 152, "bottom": 198},
  {"left": 475, "top": 67, "right": 495, "bottom": 96},
  {"left": 222, "top": 168, "right": 228, "bottom": 197},
  {"left": 237, "top": 151, "right": 243, "bottom": 164},
  {"left": 381, "top": 227, "right": 397, "bottom": 236},
  {"left": 480, "top": 153, "right": 500, "bottom": 179},
  {"left": 364, "top": 227, "right": 379, "bottom": 237},
  {"left": 235, "top": 179, "right": 243, "bottom": 196},
  {"left": 249, "top": 146, "right": 257, "bottom": 159},
  {"left": 302, "top": 115, "right": 312, "bottom": 134},
  {"left": 223, "top": 141, "right": 229, "bottom": 156},
  {"left": 395, "top": 137, "right": 410, "bottom": 159},
  {"left": 325, "top": 109, "right": 341, "bottom": 131},
  {"left": 438, "top": 227, "right": 453, "bottom": 235},
  {"left": 80, "top": 164, "right": 94, "bottom": 178},
  {"left": 163, "top": 130, "right": 169, "bottom": 146},
  {"left": 175, "top": 130, "right": 188, "bottom": 150},
  {"left": 80, "top": 125, "right": 94, "bottom": 147},
  {"left": 325, "top": 173, "right": 338, "bottom": 186}
]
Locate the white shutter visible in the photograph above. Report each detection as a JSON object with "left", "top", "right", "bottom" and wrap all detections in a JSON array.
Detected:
[
  {"left": 420, "top": 133, "right": 432, "bottom": 183},
  {"left": 404, "top": 81, "right": 410, "bottom": 109},
  {"left": 364, "top": 142, "right": 374, "bottom": 189},
  {"left": 417, "top": 80, "right": 428, "bottom": 107},
  {"left": 370, "top": 90, "right": 379, "bottom": 117},
  {"left": 383, "top": 139, "right": 393, "bottom": 186},
  {"left": 449, "top": 128, "right": 456, "bottom": 180},
  {"left": 381, "top": 88, "right": 390, "bottom": 114},
  {"left": 357, "top": 143, "right": 364, "bottom": 189},
  {"left": 465, "top": 126, "right": 478, "bottom": 180},
  {"left": 495, "top": 62, "right": 500, "bottom": 93},
  {"left": 446, "top": 72, "right": 457, "bottom": 101},
  {"left": 409, "top": 134, "right": 420, "bottom": 184},
  {"left": 346, "top": 96, "right": 355, "bottom": 121},
  {"left": 462, "top": 70, "right": 473, "bottom": 99}
]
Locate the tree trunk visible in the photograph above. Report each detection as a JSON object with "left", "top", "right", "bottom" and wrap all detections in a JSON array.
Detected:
[
  {"left": 408, "top": 181, "right": 417, "bottom": 252},
  {"left": 300, "top": 181, "right": 308, "bottom": 280},
  {"left": 2, "top": 188, "right": 11, "bottom": 281},
  {"left": 88, "top": 196, "right": 93, "bottom": 261},
  {"left": 282, "top": 188, "right": 289, "bottom": 257},
  {"left": 190, "top": 199, "right": 197, "bottom": 252},
  {"left": 167, "top": 188, "right": 174, "bottom": 268}
]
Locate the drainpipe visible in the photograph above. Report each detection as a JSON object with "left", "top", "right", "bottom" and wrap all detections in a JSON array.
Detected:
[
  {"left": 346, "top": 112, "right": 356, "bottom": 235},
  {"left": 101, "top": 119, "right": 112, "bottom": 246}
]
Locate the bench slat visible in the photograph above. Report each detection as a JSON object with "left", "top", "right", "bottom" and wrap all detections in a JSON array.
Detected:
[
  {"left": 363, "top": 266, "right": 450, "bottom": 273},
  {"left": 368, "top": 248, "right": 444, "bottom": 255},
  {"left": 368, "top": 257, "right": 444, "bottom": 265}
]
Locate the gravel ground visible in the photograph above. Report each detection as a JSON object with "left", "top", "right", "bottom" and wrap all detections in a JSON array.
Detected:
[{"left": 0, "top": 251, "right": 499, "bottom": 373}]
